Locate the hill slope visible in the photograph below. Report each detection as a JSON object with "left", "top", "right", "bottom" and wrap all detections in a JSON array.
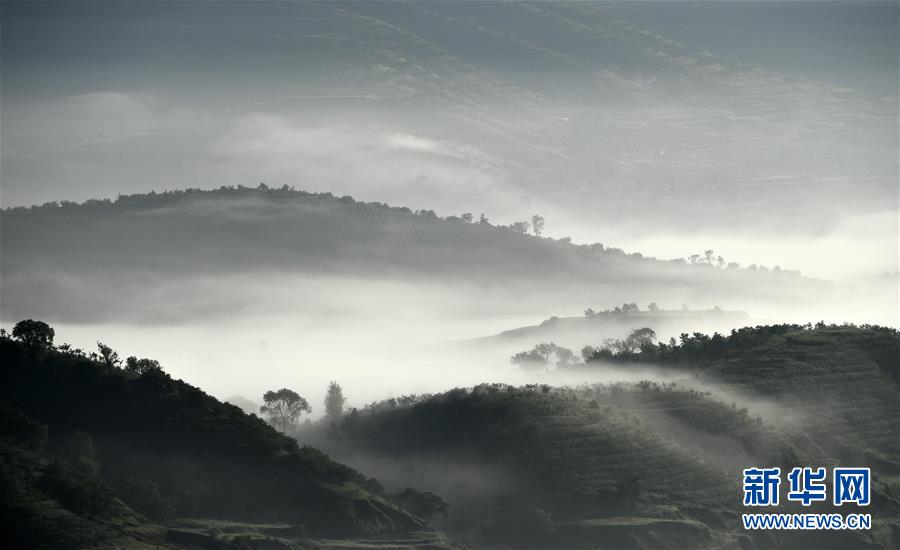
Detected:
[
  {"left": 646, "top": 325, "right": 900, "bottom": 469},
  {"left": 0, "top": 335, "right": 452, "bottom": 549},
  {"left": 311, "top": 325, "right": 900, "bottom": 549},
  {"left": 0, "top": 186, "right": 826, "bottom": 324},
  {"left": 463, "top": 308, "right": 751, "bottom": 355}
]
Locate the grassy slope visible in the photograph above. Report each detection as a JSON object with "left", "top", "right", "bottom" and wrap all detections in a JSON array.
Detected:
[{"left": 0, "top": 337, "right": 432, "bottom": 548}]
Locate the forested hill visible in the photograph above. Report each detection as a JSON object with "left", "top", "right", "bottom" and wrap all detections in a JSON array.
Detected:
[
  {"left": 584, "top": 324, "right": 900, "bottom": 470},
  {"left": 0, "top": 334, "right": 449, "bottom": 549},
  {"left": 314, "top": 325, "right": 900, "bottom": 549},
  {"left": 1, "top": 186, "right": 825, "bottom": 322},
  {"left": 1, "top": 186, "right": 807, "bottom": 280}
]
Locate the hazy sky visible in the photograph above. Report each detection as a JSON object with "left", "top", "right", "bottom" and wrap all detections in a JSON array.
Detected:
[{"left": 2, "top": 1, "right": 897, "bottom": 281}]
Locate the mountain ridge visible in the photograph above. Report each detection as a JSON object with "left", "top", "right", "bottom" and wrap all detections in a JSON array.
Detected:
[{"left": 0, "top": 185, "right": 840, "bottom": 326}]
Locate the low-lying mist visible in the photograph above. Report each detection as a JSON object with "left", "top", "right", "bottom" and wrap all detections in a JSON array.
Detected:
[{"left": 13, "top": 271, "right": 891, "bottom": 422}]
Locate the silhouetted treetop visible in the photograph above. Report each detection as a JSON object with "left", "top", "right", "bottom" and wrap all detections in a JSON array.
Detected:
[{"left": 12, "top": 319, "right": 55, "bottom": 350}]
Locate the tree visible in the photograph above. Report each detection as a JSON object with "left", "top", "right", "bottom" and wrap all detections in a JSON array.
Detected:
[
  {"left": 478, "top": 213, "right": 490, "bottom": 225},
  {"left": 531, "top": 214, "right": 545, "bottom": 237},
  {"left": 511, "top": 343, "right": 577, "bottom": 371},
  {"left": 260, "top": 388, "right": 311, "bottom": 432},
  {"left": 12, "top": 319, "right": 55, "bottom": 350},
  {"left": 554, "top": 346, "right": 577, "bottom": 368},
  {"left": 511, "top": 343, "right": 555, "bottom": 370},
  {"left": 509, "top": 220, "right": 530, "bottom": 234},
  {"left": 647, "top": 302, "right": 660, "bottom": 312},
  {"left": 461, "top": 212, "right": 474, "bottom": 223},
  {"left": 124, "top": 356, "right": 162, "bottom": 375},
  {"left": 601, "top": 337, "right": 624, "bottom": 353},
  {"left": 584, "top": 308, "right": 597, "bottom": 318},
  {"left": 624, "top": 327, "right": 657, "bottom": 353},
  {"left": 324, "top": 381, "right": 346, "bottom": 422},
  {"left": 97, "top": 342, "right": 122, "bottom": 368}
]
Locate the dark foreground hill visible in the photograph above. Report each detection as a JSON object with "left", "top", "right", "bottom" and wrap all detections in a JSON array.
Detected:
[
  {"left": 0, "top": 186, "right": 826, "bottom": 323},
  {"left": 0, "top": 336, "right": 454, "bottom": 549},
  {"left": 311, "top": 325, "right": 900, "bottom": 549}
]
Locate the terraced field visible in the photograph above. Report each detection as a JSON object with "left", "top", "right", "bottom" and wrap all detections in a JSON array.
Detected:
[
  {"left": 698, "top": 327, "right": 900, "bottom": 468},
  {"left": 318, "top": 384, "right": 767, "bottom": 546},
  {"left": 318, "top": 326, "right": 900, "bottom": 549}
]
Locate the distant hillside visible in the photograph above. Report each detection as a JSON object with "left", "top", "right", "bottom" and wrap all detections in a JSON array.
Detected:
[
  {"left": 465, "top": 308, "right": 751, "bottom": 353},
  {"left": 0, "top": 335, "right": 455, "bottom": 549},
  {"left": 312, "top": 325, "right": 900, "bottom": 549},
  {"left": 0, "top": 186, "right": 826, "bottom": 323}
]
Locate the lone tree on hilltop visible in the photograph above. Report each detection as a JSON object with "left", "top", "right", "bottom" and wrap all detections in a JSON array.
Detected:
[
  {"left": 261, "top": 388, "right": 311, "bottom": 432},
  {"left": 324, "top": 381, "right": 346, "bottom": 422},
  {"left": 511, "top": 342, "right": 578, "bottom": 371},
  {"left": 531, "top": 214, "right": 545, "bottom": 237}
]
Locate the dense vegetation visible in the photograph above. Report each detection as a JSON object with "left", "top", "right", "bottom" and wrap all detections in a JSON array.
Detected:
[
  {"left": 580, "top": 324, "right": 900, "bottom": 462},
  {"left": 1, "top": 186, "right": 806, "bottom": 278},
  {"left": 3, "top": 319, "right": 897, "bottom": 548},
  {"left": 316, "top": 381, "right": 778, "bottom": 548},
  {"left": 0, "top": 327, "right": 444, "bottom": 549},
  {"left": 0, "top": 186, "right": 822, "bottom": 323},
  {"left": 314, "top": 325, "right": 900, "bottom": 549},
  {"left": 482, "top": 307, "right": 752, "bottom": 355}
]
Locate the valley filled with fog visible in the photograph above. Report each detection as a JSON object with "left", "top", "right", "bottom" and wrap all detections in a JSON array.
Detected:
[
  {"left": 1, "top": 2, "right": 898, "bottom": 549},
  {"left": 3, "top": 2, "right": 896, "bottom": 408},
  {"left": 2, "top": 187, "right": 896, "bottom": 409}
]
